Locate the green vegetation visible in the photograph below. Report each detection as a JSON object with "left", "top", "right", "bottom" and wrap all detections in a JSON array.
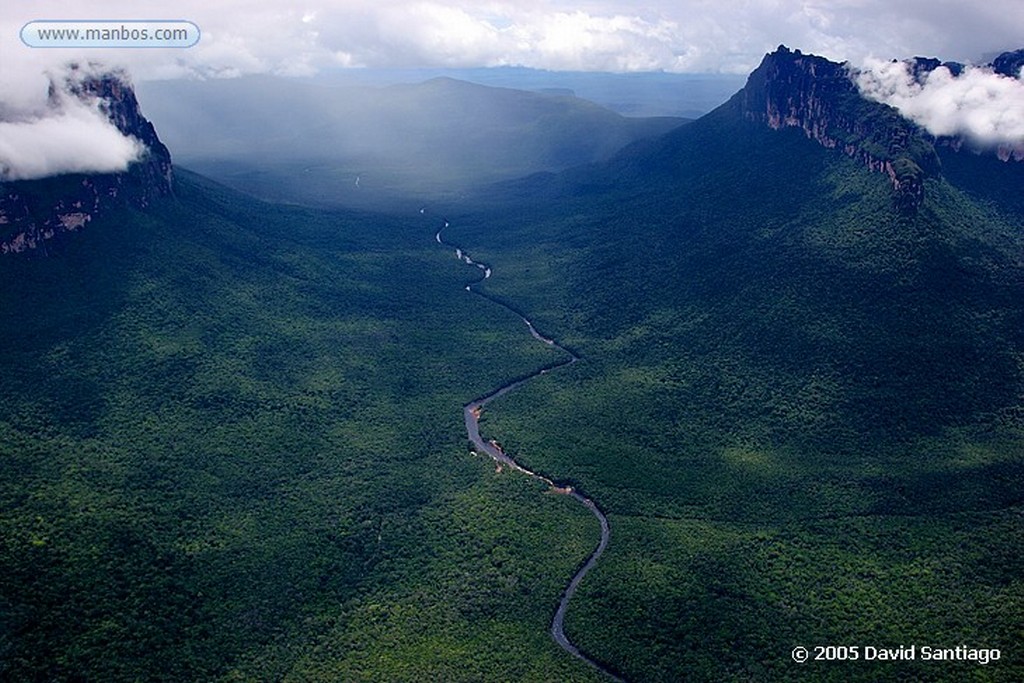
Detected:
[
  {"left": 443, "top": 110, "right": 1024, "bottom": 680},
  {"left": 4, "top": 74, "right": 1023, "bottom": 682},
  {"left": 0, "top": 171, "right": 603, "bottom": 681}
]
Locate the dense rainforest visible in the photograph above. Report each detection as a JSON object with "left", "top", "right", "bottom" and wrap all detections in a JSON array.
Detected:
[{"left": 3, "top": 46, "right": 1023, "bottom": 682}]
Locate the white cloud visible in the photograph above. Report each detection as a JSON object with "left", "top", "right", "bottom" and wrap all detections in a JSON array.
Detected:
[
  {"left": 0, "top": 75, "right": 145, "bottom": 181},
  {"left": 516, "top": 11, "right": 684, "bottom": 71},
  {"left": 0, "top": 2, "right": 1018, "bottom": 177},
  {"left": 305, "top": 2, "right": 692, "bottom": 72},
  {"left": 2, "top": 0, "right": 1020, "bottom": 85},
  {"left": 855, "top": 58, "right": 1024, "bottom": 146}
]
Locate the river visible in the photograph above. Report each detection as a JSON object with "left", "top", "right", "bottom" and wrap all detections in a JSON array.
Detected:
[{"left": 432, "top": 216, "right": 624, "bottom": 682}]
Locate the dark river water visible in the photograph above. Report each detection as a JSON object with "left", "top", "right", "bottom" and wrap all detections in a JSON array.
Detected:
[{"left": 431, "top": 217, "right": 624, "bottom": 682}]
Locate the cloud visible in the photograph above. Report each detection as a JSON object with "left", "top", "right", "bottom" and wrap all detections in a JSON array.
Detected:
[
  {"left": 854, "top": 58, "right": 1024, "bottom": 146},
  {"left": 307, "top": 2, "right": 698, "bottom": 72},
  {"left": 0, "top": 75, "right": 145, "bottom": 181},
  {"left": 0, "top": 2, "right": 1018, "bottom": 177},
  {"left": 2, "top": 1, "right": 1021, "bottom": 84}
]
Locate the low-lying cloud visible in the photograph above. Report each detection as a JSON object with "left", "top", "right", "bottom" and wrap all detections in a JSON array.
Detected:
[
  {"left": 0, "top": 76, "right": 145, "bottom": 181},
  {"left": 855, "top": 58, "right": 1024, "bottom": 146},
  {"left": 2, "top": 1, "right": 1022, "bottom": 175}
]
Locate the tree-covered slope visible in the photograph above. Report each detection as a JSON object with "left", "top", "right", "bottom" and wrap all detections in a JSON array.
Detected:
[
  {"left": 0, "top": 171, "right": 607, "bottom": 682},
  {"left": 439, "top": 48, "right": 1024, "bottom": 681}
]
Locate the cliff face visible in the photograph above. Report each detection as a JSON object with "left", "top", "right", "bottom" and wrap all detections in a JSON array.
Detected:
[
  {"left": 0, "top": 65, "right": 173, "bottom": 255},
  {"left": 737, "top": 46, "right": 935, "bottom": 215}
]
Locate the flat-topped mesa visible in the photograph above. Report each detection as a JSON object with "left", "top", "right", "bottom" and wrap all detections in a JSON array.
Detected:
[
  {"left": 1, "top": 64, "right": 173, "bottom": 254},
  {"left": 737, "top": 45, "right": 938, "bottom": 215},
  {"left": 54, "top": 64, "right": 173, "bottom": 178}
]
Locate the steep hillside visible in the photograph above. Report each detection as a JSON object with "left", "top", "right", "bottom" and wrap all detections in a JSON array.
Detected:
[
  {"left": 0, "top": 170, "right": 611, "bottom": 682},
  {"left": 0, "top": 66, "right": 172, "bottom": 254},
  {"left": 441, "top": 46, "right": 1024, "bottom": 681}
]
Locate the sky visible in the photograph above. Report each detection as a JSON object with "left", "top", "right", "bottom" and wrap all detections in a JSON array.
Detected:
[
  {"left": 3, "top": 0, "right": 1022, "bottom": 85},
  {"left": 1, "top": 0, "right": 1022, "bottom": 178}
]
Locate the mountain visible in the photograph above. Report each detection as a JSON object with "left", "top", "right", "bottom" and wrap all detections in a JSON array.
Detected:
[
  {"left": 439, "top": 46, "right": 1024, "bottom": 681},
  {"left": 0, "top": 66, "right": 172, "bottom": 254},
  {"left": 135, "top": 74, "right": 684, "bottom": 206},
  {"left": 289, "top": 67, "right": 746, "bottom": 118},
  {"left": 990, "top": 48, "right": 1024, "bottom": 77},
  {"left": 0, "top": 174, "right": 604, "bottom": 681},
  {"left": 505, "top": 45, "right": 1023, "bottom": 213},
  {"left": 737, "top": 45, "right": 937, "bottom": 214},
  {"left": 2, "top": 45, "right": 1022, "bottom": 682}
]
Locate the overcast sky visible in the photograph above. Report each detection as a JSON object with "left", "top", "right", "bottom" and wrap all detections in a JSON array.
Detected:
[
  {"left": 3, "top": 0, "right": 1023, "bottom": 94},
  {"left": 2, "top": 0, "right": 1022, "bottom": 179}
]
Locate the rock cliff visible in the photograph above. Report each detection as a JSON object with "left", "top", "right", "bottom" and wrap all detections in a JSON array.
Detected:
[
  {"left": 738, "top": 46, "right": 935, "bottom": 215},
  {"left": 0, "top": 64, "right": 173, "bottom": 254}
]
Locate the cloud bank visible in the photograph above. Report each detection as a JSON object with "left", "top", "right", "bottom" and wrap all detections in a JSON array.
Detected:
[
  {"left": 3, "top": 1, "right": 1022, "bottom": 83},
  {"left": 313, "top": 4, "right": 701, "bottom": 73},
  {"left": 855, "top": 59, "right": 1024, "bottom": 146},
  {"left": 0, "top": 76, "right": 145, "bottom": 181},
  {"left": 1, "top": 1, "right": 1021, "bottom": 177}
]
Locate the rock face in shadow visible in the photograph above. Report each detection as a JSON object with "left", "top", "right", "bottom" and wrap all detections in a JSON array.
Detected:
[
  {"left": 738, "top": 45, "right": 935, "bottom": 215},
  {"left": 1, "top": 65, "right": 173, "bottom": 255},
  {"left": 990, "top": 48, "right": 1024, "bottom": 78},
  {"left": 736, "top": 46, "right": 1024, "bottom": 214}
]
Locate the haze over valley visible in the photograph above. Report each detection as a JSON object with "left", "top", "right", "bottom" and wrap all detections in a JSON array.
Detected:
[{"left": 2, "top": 2, "right": 1023, "bottom": 681}]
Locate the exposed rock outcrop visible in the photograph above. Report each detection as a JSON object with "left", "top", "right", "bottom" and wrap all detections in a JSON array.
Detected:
[
  {"left": 990, "top": 48, "right": 1024, "bottom": 78},
  {"left": 0, "top": 64, "right": 173, "bottom": 254},
  {"left": 738, "top": 46, "right": 934, "bottom": 215}
]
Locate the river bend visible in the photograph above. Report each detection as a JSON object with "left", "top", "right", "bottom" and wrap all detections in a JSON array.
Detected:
[{"left": 430, "top": 216, "right": 623, "bottom": 682}]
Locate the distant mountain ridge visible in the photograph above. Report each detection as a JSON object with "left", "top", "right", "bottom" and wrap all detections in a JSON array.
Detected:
[
  {"left": 0, "top": 66, "right": 172, "bottom": 254},
  {"left": 737, "top": 46, "right": 1024, "bottom": 213},
  {"left": 137, "top": 74, "right": 686, "bottom": 170},
  {"left": 516, "top": 45, "right": 1020, "bottom": 217},
  {"left": 134, "top": 74, "right": 684, "bottom": 206}
]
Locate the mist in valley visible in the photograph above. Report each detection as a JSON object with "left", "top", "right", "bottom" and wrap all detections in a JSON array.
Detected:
[{"left": 134, "top": 71, "right": 741, "bottom": 206}]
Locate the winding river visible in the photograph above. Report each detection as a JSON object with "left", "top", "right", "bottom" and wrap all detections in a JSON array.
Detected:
[{"left": 430, "top": 216, "right": 624, "bottom": 682}]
